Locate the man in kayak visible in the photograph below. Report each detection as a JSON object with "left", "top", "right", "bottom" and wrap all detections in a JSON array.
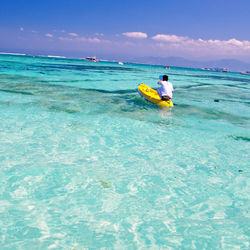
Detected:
[{"left": 157, "top": 75, "right": 174, "bottom": 101}]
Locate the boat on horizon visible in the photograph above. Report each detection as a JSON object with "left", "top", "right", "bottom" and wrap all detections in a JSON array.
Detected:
[
  {"left": 220, "top": 68, "right": 228, "bottom": 72},
  {"left": 118, "top": 62, "right": 124, "bottom": 65},
  {"left": 201, "top": 67, "right": 228, "bottom": 72},
  {"left": 83, "top": 56, "right": 99, "bottom": 62},
  {"left": 240, "top": 71, "right": 250, "bottom": 75}
]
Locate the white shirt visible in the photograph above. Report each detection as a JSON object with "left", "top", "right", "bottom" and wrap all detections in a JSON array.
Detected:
[{"left": 157, "top": 80, "right": 174, "bottom": 98}]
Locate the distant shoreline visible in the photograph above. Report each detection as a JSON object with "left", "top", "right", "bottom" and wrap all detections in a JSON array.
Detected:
[{"left": 1, "top": 52, "right": 250, "bottom": 73}]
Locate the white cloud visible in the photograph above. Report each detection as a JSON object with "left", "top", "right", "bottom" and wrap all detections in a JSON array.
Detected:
[
  {"left": 226, "top": 38, "right": 242, "bottom": 46},
  {"left": 45, "top": 33, "right": 53, "bottom": 38},
  {"left": 122, "top": 32, "right": 148, "bottom": 39},
  {"left": 68, "top": 32, "right": 78, "bottom": 37},
  {"left": 87, "top": 37, "right": 101, "bottom": 43},
  {"left": 20, "top": 27, "right": 24, "bottom": 31},
  {"left": 152, "top": 34, "right": 187, "bottom": 42}
]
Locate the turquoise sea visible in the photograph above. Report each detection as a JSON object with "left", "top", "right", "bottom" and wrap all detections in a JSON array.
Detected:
[{"left": 0, "top": 54, "right": 249, "bottom": 249}]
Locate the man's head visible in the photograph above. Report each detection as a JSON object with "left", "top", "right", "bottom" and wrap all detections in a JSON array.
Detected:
[
  {"left": 159, "top": 75, "right": 168, "bottom": 81},
  {"left": 163, "top": 75, "right": 168, "bottom": 81}
]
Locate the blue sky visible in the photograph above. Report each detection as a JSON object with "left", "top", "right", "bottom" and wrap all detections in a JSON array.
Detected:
[{"left": 1, "top": 0, "right": 250, "bottom": 61}]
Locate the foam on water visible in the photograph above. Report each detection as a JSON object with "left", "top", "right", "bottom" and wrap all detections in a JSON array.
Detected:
[{"left": 0, "top": 54, "right": 249, "bottom": 249}]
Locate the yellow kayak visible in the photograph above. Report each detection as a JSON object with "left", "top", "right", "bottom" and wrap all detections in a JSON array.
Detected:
[{"left": 138, "top": 83, "right": 174, "bottom": 107}]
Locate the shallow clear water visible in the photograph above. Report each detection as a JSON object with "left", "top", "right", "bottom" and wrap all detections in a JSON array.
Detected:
[{"left": 0, "top": 54, "right": 249, "bottom": 249}]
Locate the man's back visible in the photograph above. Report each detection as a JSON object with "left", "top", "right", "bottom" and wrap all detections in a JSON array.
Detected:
[{"left": 158, "top": 80, "right": 174, "bottom": 98}]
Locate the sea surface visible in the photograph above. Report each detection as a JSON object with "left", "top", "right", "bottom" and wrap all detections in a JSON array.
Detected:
[{"left": 0, "top": 54, "right": 249, "bottom": 249}]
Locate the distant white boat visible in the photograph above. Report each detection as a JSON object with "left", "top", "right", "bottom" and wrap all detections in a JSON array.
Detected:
[
  {"left": 201, "top": 67, "right": 212, "bottom": 71},
  {"left": 240, "top": 71, "right": 250, "bottom": 75},
  {"left": 220, "top": 68, "right": 228, "bottom": 72},
  {"left": 201, "top": 67, "right": 228, "bottom": 72},
  {"left": 118, "top": 62, "right": 124, "bottom": 65},
  {"left": 83, "top": 56, "right": 99, "bottom": 62}
]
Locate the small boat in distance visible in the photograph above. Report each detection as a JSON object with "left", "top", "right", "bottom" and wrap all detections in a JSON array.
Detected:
[
  {"left": 164, "top": 66, "right": 170, "bottom": 69},
  {"left": 201, "top": 67, "right": 228, "bottom": 72},
  {"left": 118, "top": 62, "right": 124, "bottom": 65},
  {"left": 240, "top": 71, "right": 250, "bottom": 75},
  {"left": 83, "top": 56, "right": 99, "bottom": 62},
  {"left": 220, "top": 68, "right": 228, "bottom": 72}
]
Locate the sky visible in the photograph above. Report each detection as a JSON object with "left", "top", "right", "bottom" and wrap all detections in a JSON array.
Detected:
[{"left": 1, "top": 0, "right": 250, "bottom": 62}]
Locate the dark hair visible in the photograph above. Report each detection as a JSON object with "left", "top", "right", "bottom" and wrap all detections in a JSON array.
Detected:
[{"left": 163, "top": 75, "right": 168, "bottom": 81}]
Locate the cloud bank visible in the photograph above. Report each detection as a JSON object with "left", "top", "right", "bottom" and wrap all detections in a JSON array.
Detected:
[{"left": 152, "top": 34, "right": 250, "bottom": 52}]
